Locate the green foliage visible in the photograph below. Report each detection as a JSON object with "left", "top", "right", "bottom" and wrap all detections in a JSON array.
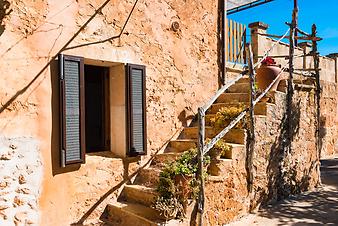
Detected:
[
  {"left": 153, "top": 148, "right": 210, "bottom": 220},
  {"left": 209, "top": 138, "right": 233, "bottom": 159},
  {"left": 254, "top": 82, "right": 259, "bottom": 92},
  {"left": 210, "top": 105, "right": 246, "bottom": 129}
]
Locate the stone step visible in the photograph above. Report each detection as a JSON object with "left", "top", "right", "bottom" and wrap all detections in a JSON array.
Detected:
[
  {"left": 121, "top": 185, "right": 157, "bottom": 207},
  {"left": 134, "top": 167, "right": 161, "bottom": 188},
  {"left": 221, "top": 128, "right": 246, "bottom": 145},
  {"left": 227, "top": 82, "right": 251, "bottom": 93},
  {"left": 208, "top": 159, "right": 233, "bottom": 176},
  {"left": 100, "top": 202, "right": 162, "bottom": 226},
  {"left": 168, "top": 139, "right": 197, "bottom": 152},
  {"left": 179, "top": 126, "right": 215, "bottom": 139},
  {"left": 216, "top": 93, "right": 250, "bottom": 103},
  {"left": 151, "top": 152, "right": 181, "bottom": 166},
  {"left": 237, "top": 77, "right": 250, "bottom": 84},
  {"left": 180, "top": 128, "right": 246, "bottom": 145},
  {"left": 217, "top": 143, "right": 244, "bottom": 159}
]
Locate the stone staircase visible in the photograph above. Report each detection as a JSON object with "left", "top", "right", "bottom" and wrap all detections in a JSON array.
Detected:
[{"left": 100, "top": 77, "right": 286, "bottom": 225}]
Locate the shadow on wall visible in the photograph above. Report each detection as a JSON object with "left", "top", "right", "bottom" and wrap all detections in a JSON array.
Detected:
[
  {"left": 319, "top": 116, "right": 327, "bottom": 157},
  {"left": 178, "top": 108, "right": 195, "bottom": 128},
  {"left": 0, "top": 0, "right": 12, "bottom": 36},
  {"left": 264, "top": 99, "right": 305, "bottom": 203}
]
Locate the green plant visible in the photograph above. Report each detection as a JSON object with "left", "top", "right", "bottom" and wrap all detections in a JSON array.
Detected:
[
  {"left": 208, "top": 138, "right": 232, "bottom": 159},
  {"left": 210, "top": 105, "right": 246, "bottom": 129},
  {"left": 254, "top": 82, "right": 259, "bottom": 92},
  {"left": 153, "top": 148, "right": 210, "bottom": 220}
]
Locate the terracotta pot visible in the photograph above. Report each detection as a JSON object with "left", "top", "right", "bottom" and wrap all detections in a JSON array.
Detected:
[{"left": 256, "top": 65, "right": 282, "bottom": 92}]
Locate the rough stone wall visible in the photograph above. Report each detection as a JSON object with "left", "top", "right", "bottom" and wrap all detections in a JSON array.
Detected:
[
  {"left": 203, "top": 89, "right": 320, "bottom": 225},
  {"left": 0, "top": 137, "right": 42, "bottom": 226},
  {"left": 252, "top": 90, "right": 319, "bottom": 207},
  {"left": 250, "top": 22, "right": 338, "bottom": 158},
  {"left": 0, "top": 0, "right": 220, "bottom": 225},
  {"left": 320, "top": 81, "right": 338, "bottom": 157},
  {"left": 318, "top": 57, "right": 338, "bottom": 157}
]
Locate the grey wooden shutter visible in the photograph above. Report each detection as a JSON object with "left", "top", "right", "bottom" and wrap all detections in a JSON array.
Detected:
[
  {"left": 126, "top": 64, "right": 147, "bottom": 156},
  {"left": 59, "top": 54, "right": 85, "bottom": 166}
]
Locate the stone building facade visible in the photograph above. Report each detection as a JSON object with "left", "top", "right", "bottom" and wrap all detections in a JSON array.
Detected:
[{"left": 0, "top": 0, "right": 337, "bottom": 225}]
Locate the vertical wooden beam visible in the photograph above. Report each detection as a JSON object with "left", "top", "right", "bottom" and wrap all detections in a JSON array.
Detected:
[
  {"left": 286, "top": 0, "right": 297, "bottom": 153},
  {"left": 312, "top": 24, "right": 322, "bottom": 185},
  {"left": 233, "top": 21, "right": 238, "bottom": 63},
  {"left": 239, "top": 24, "right": 244, "bottom": 63},
  {"left": 243, "top": 26, "right": 247, "bottom": 64},
  {"left": 197, "top": 107, "right": 205, "bottom": 226},
  {"left": 245, "top": 43, "right": 255, "bottom": 194},
  {"left": 229, "top": 20, "right": 234, "bottom": 62},
  {"left": 294, "top": 0, "right": 299, "bottom": 46},
  {"left": 222, "top": 0, "right": 227, "bottom": 86}
]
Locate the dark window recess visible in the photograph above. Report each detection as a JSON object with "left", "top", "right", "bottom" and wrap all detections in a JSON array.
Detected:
[
  {"left": 126, "top": 64, "right": 147, "bottom": 156},
  {"left": 59, "top": 54, "right": 85, "bottom": 166},
  {"left": 84, "top": 65, "right": 110, "bottom": 152}
]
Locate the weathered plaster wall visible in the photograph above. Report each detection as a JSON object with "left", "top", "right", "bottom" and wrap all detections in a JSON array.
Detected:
[
  {"left": 0, "top": 0, "right": 219, "bottom": 225},
  {"left": 0, "top": 137, "right": 42, "bottom": 226}
]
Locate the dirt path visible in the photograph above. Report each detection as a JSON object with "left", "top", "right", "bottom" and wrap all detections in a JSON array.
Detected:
[{"left": 228, "top": 156, "right": 338, "bottom": 226}]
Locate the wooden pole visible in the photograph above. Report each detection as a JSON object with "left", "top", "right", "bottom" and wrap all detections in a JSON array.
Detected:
[
  {"left": 294, "top": 0, "right": 299, "bottom": 46},
  {"left": 245, "top": 43, "right": 256, "bottom": 194},
  {"left": 311, "top": 24, "right": 322, "bottom": 185},
  {"left": 286, "top": 0, "right": 297, "bottom": 153},
  {"left": 197, "top": 107, "right": 205, "bottom": 226}
]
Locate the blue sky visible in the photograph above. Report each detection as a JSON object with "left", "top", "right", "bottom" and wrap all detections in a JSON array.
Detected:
[{"left": 228, "top": 0, "right": 338, "bottom": 55}]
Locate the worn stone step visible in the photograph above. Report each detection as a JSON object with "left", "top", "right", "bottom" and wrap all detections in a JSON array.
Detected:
[
  {"left": 211, "top": 142, "right": 245, "bottom": 160},
  {"left": 216, "top": 93, "right": 250, "bottom": 103},
  {"left": 100, "top": 202, "right": 162, "bottom": 226},
  {"left": 168, "top": 139, "right": 197, "bottom": 152},
  {"left": 221, "top": 128, "right": 246, "bottom": 145},
  {"left": 227, "top": 82, "right": 251, "bottom": 93},
  {"left": 180, "top": 126, "right": 215, "bottom": 139},
  {"left": 134, "top": 167, "right": 161, "bottom": 187},
  {"left": 151, "top": 152, "right": 181, "bottom": 166},
  {"left": 121, "top": 185, "right": 157, "bottom": 207},
  {"left": 181, "top": 128, "right": 245, "bottom": 145},
  {"left": 237, "top": 77, "right": 250, "bottom": 84}
]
